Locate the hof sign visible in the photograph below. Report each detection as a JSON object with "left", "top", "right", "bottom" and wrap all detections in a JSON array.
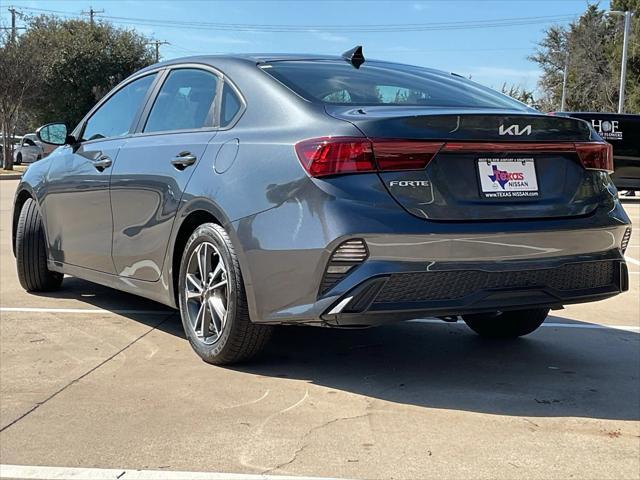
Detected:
[{"left": 591, "top": 119, "right": 623, "bottom": 141}]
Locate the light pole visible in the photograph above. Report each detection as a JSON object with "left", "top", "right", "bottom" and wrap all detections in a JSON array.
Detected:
[
  {"left": 609, "top": 10, "right": 634, "bottom": 114},
  {"left": 560, "top": 51, "right": 569, "bottom": 111},
  {"left": 551, "top": 49, "right": 569, "bottom": 111}
]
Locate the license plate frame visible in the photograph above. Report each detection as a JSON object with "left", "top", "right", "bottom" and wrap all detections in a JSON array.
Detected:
[{"left": 476, "top": 157, "right": 540, "bottom": 199}]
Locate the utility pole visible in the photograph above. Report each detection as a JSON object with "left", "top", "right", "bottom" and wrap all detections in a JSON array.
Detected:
[
  {"left": 148, "top": 40, "right": 169, "bottom": 63},
  {"left": 609, "top": 10, "right": 634, "bottom": 114},
  {"left": 9, "top": 6, "right": 17, "bottom": 42},
  {"left": 81, "top": 6, "right": 104, "bottom": 28},
  {"left": 618, "top": 11, "right": 632, "bottom": 114}
]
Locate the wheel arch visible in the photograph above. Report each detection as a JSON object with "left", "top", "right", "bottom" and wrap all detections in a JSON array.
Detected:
[{"left": 167, "top": 198, "right": 257, "bottom": 320}]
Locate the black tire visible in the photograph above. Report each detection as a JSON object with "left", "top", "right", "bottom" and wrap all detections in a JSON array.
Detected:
[
  {"left": 462, "top": 308, "right": 549, "bottom": 338},
  {"left": 178, "top": 222, "right": 272, "bottom": 365},
  {"left": 16, "top": 198, "right": 63, "bottom": 292},
  {"left": 15, "top": 153, "right": 22, "bottom": 165}
]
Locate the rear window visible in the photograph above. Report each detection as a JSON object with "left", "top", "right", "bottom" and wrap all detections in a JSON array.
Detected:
[{"left": 262, "top": 60, "right": 529, "bottom": 110}]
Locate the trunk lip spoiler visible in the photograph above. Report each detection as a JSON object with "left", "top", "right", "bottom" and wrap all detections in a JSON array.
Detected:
[{"left": 441, "top": 141, "right": 603, "bottom": 152}]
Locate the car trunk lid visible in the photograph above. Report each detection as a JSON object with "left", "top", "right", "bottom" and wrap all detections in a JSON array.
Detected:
[{"left": 325, "top": 108, "right": 608, "bottom": 221}]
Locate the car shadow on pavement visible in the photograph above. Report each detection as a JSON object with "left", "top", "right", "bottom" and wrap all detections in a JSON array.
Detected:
[
  {"left": 28, "top": 276, "right": 186, "bottom": 337},
  {"left": 238, "top": 318, "right": 640, "bottom": 421},
  {"left": 31, "top": 277, "right": 639, "bottom": 421}
]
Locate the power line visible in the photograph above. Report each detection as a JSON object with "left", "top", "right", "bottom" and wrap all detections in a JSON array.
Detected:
[
  {"left": 94, "top": 13, "right": 579, "bottom": 31},
  {"left": 12, "top": 6, "right": 578, "bottom": 33}
]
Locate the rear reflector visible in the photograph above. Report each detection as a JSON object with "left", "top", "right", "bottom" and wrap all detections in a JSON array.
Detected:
[
  {"left": 621, "top": 227, "right": 632, "bottom": 253},
  {"left": 320, "top": 239, "right": 369, "bottom": 294},
  {"left": 295, "top": 138, "right": 615, "bottom": 177}
]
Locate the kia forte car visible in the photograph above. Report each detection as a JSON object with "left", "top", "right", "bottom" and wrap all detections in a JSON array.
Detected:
[{"left": 12, "top": 48, "right": 632, "bottom": 364}]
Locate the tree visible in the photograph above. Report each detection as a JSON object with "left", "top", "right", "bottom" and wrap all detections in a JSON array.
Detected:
[
  {"left": 0, "top": 30, "right": 44, "bottom": 170},
  {"left": 1, "top": 16, "right": 154, "bottom": 170},
  {"left": 20, "top": 16, "right": 154, "bottom": 129},
  {"left": 530, "top": 2, "right": 639, "bottom": 113},
  {"left": 500, "top": 83, "right": 537, "bottom": 106}
]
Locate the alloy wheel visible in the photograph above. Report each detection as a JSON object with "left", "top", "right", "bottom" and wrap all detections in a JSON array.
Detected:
[{"left": 184, "top": 241, "right": 229, "bottom": 345}]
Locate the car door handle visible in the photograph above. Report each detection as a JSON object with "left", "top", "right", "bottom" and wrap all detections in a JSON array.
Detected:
[
  {"left": 171, "top": 152, "right": 197, "bottom": 170},
  {"left": 93, "top": 155, "right": 112, "bottom": 171}
]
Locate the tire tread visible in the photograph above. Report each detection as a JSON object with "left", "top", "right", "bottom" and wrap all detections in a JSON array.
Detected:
[
  {"left": 180, "top": 223, "right": 271, "bottom": 365},
  {"left": 16, "top": 198, "right": 63, "bottom": 292}
]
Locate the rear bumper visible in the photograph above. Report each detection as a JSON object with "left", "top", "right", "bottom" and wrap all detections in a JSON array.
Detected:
[
  {"left": 238, "top": 221, "right": 631, "bottom": 326},
  {"left": 232, "top": 178, "right": 631, "bottom": 325},
  {"left": 321, "top": 252, "right": 628, "bottom": 327}
]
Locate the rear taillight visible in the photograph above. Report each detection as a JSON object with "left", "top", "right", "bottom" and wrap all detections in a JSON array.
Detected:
[
  {"left": 295, "top": 137, "right": 443, "bottom": 177},
  {"left": 575, "top": 142, "right": 614, "bottom": 173},
  {"left": 294, "top": 137, "right": 376, "bottom": 177},
  {"left": 295, "top": 138, "right": 615, "bottom": 177},
  {"left": 372, "top": 140, "right": 444, "bottom": 171},
  {"left": 444, "top": 141, "right": 613, "bottom": 173}
]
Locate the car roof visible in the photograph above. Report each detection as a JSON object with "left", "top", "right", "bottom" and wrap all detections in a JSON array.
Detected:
[{"left": 138, "top": 54, "right": 448, "bottom": 76}]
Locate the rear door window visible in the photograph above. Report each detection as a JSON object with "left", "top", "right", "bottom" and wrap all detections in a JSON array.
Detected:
[
  {"left": 144, "top": 68, "right": 218, "bottom": 133},
  {"left": 262, "top": 60, "right": 529, "bottom": 110}
]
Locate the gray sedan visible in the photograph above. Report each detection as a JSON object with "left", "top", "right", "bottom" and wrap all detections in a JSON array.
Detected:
[{"left": 12, "top": 49, "right": 632, "bottom": 364}]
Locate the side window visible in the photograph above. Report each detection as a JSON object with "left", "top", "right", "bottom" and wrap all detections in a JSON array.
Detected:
[
  {"left": 323, "top": 89, "right": 352, "bottom": 103},
  {"left": 220, "top": 82, "right": 242, "bottom": 127},
  {"left": 377, "top": 85, "right": 430, "bottom": 104},
  {"left": 144, "top": 69, "right": 218, "bottom": 133},
  {"left": 82, "top": 74, "right": 156, "bottom": 142},
  {"left": 23, "top": 138, "right": 36, "bottom": 146}
]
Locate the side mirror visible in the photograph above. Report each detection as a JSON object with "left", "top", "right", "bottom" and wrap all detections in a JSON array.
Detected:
[{"left": 36, "top": 123, "right": 74, "bottom": 146}]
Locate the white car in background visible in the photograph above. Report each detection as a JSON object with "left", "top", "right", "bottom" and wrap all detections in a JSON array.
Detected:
[{"left": 13, "top": 134, "right": 45, "bottom": 165}]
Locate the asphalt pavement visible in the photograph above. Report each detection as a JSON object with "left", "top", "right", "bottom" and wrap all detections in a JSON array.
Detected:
[{"left": 0, "top": 179, "right": 638, "bottom": 480}]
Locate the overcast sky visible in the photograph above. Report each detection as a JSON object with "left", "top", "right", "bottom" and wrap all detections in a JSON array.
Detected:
[{"left": 1, "top": 0, "right": 611, "bottom": 93}]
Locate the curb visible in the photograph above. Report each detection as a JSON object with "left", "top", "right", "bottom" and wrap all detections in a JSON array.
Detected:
[{"left": 0, "top": 174, "right": 22, "bottom": 180}]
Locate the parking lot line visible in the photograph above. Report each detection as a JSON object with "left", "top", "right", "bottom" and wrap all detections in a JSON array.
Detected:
[
  {"left": 0, "top": 464, "right": 344, "bottom": 480},
  {"left": 0, "top": 307, "right": 171, "bottom": 315},
  {"left": 1, "top": 307, "right": 637, "bottom": 331},
  {"left": 409, "top": 319, "right": 640, "bottom": 332},
  {"left": 625, "top": 255, "right": 640, "bottom": 266}
]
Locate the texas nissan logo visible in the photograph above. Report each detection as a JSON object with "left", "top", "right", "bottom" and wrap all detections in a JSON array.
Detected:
[{"left": 498, "top": 124, "right": 532, "bottom": 136}]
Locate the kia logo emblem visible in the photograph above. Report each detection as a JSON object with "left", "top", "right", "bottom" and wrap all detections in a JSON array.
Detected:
[{"left": 499, "top": 124, "right": 532, "bottom": 136}]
